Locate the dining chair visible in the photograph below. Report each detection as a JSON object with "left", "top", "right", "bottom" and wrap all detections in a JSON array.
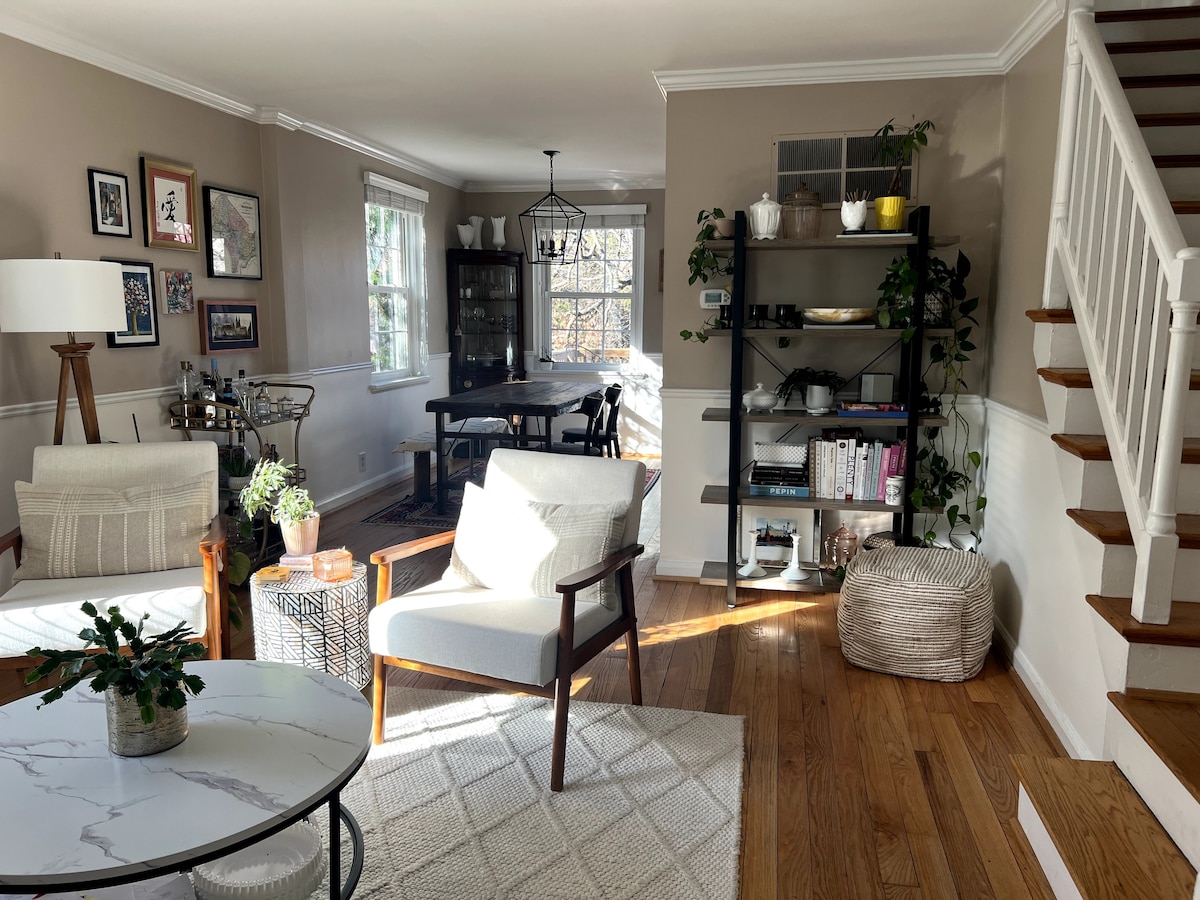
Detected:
[
  {"left": 550, "top": 394, "right": 605, "bottom": 455},
  {"left": 561, "top": 383, "right": 622, "bottom": 457}
]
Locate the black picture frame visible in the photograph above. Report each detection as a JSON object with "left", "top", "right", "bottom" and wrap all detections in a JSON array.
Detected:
[
  {"left": 203, "top": 186, "right": 263, "bottom": 280},
  {"left": 87, "top": 168, "right": 132, "bottom": 238},
  {"left": 103, "top": 258, "right": 160, "bottom": 349},
  {"left": 199, "top": 299, "right": 260, "bottom": 354}
]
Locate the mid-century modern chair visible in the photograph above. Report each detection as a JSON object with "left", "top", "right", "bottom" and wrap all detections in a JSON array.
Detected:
[
  {"left": 0, "top": 442, "right": 230, "bottom": 669},
  {"left": 562, "top": 383, "right": 623, "bottom": 458},
  {"left": 368, "top": 448, "right": 646, "bottom": 791},
  {"left": 550, "top": 394, "right": 605, "bottom": 455}
]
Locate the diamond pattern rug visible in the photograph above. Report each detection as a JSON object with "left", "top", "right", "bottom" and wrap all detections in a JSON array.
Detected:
[{"left": 322, "top": 687, "right": 742, "bottom": 899}]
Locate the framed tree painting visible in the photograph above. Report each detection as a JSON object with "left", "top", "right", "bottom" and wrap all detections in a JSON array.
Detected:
[
  {"left": 139, "top": 156, "right": 199, "bottom": 251},
  {"left": 159, "top": 268, "right": 194, "bottom": 314},
  {"left": 203, "top": 186, "right": 262, "bottom": 279},
  {"left": 199, "top": 299, "right": 260, "bottom": 354},
  {"left": 87, "top": 168, "right": 132, "bottom": 238},
  {"left": 104, "top": 259, "right": 160, "bottom": 348}
]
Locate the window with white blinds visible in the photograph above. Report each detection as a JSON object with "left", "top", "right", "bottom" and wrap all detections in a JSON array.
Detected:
[{"left": 365, "top": 172, "right": 429, "bottom": 382}]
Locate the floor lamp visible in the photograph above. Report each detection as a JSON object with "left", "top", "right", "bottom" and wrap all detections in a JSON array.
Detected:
[{"left": 0, "top": 257, "right": 127, "bottom": 444}]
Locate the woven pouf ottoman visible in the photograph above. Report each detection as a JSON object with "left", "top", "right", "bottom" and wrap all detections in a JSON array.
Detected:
[{"left": 837, "top": 546, "right": 994, "bottom": 682}]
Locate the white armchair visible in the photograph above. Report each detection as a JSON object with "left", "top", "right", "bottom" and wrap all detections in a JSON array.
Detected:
[
  {"left": 369, "top": 449, "right": 646, "bottom": 792},
  {"left": 0, "top": 443, "right": 230, "bottom": 669}
]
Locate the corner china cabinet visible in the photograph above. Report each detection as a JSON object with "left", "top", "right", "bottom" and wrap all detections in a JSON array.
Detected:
[
  {"left": 447, "top": 249, "right": 525, "bottom": 393},
  {"left": 701, "top": 207, "right": 959, "bottom": 607}
]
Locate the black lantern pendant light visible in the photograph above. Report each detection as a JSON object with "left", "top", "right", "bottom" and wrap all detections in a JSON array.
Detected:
[{"left": 519, "top": 150, "right": 585, "bottom": 265}]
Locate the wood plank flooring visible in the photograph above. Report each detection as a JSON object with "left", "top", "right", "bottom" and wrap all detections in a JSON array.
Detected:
[{"left": 1, "top": 462, "right": 1067, "bottom": 898}]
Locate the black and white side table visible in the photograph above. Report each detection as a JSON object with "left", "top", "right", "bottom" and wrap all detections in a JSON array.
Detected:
[{"left": 250, "top": 562, "right": 371, "bottom": 689}]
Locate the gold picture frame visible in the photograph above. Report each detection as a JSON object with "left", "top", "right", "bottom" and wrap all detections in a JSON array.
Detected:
[{"left": 139, "top": 156, "right": 200, "bottom": 251}]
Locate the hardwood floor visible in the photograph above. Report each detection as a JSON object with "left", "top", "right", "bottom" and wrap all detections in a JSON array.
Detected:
[{"left": 2, "top": 464, "right": 1066, "bottom": 898}]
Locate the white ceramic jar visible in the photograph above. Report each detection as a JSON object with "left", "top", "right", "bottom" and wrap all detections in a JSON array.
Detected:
[
  {"left": 749, "top": 193, "right": 782, "bottom": 240},
  {"left": 743, "top": 382, "right": 779, "bottom": 412}
]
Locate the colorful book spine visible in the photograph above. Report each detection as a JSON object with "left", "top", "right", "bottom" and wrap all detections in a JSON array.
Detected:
[
  {"left": 852, "top": 443, "right": 869, "bottom": 501},
  {"left": 876, "top": 444, "right": 892, "bottom": 500},
  {"left": 747, "top": 484, "right": 811, "bottom": 498},
  {"left": 834, "top": 439, "right": 848, "bottom": 499},
  {"left": 825, "top": 442, "right": 837, "bottom": 498},
  {"left": 887, "top": 443, "right": 902, "bottom": 477},
  {"left": 870, "top": 440, "right": 884, "bottom": 501}
]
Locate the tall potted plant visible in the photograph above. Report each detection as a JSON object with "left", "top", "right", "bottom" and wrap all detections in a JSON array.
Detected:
[
  {"left": 239, "top": 458, "right": 319, "bottom": 556},
  {"left": 873, "top": 118, "right": 934, "bottom": 231}
]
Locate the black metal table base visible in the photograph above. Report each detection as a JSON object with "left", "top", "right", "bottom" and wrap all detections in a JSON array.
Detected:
[{"left": 330, "top": 794, "right": 364, "bottom": 900}]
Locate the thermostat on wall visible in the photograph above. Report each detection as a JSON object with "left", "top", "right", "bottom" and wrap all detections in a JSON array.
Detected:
[{"left": 699, "top": 288, "right": 731, "bottom": 308}]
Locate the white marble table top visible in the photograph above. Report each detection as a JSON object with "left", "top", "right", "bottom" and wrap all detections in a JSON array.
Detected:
[{"left": 0, "top": 660, "right": 371, "bottom": 891}]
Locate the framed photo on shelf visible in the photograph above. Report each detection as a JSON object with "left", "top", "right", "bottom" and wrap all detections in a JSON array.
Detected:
[
  {"left": 159, "top": 268, "right": 194, "bottom": 314},
  {"left": 199, "top": 299, "right": 259, "bottom": 354},
  {"left": 139, "top": 156, "right": 199, "bottom": 251},
  {"left": 87, "top": 168, "right": 132, "bottom": 238},
  {"left": 103, "top": 258, "right": 159, "bottom": 349},
  {"left": 203, "top": 186, "right": 262, "bottom": 280}
]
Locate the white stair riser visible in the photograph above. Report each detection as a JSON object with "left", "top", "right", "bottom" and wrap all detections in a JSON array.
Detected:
[
  {"left": 1108, "top": 704, "right": 1200, "bottom": 872},
  {"left": 1139, "top": 124, "right": 1200, "bottom": 157},
  {"left": 1124, "top": 87, "right": 1200, "bottom": 116},
  {"left": 1033, "top": 321, "right": 1087, "bottom": 368},
  {"left": 1180, "top": 214, "right": 1200, "bottom": 246},
  {"left": 1040, "top": 382, "right": 1105, "bottom": 434},
  {"left": 1017, "top": 785, "right": 1086, "bottom": 900},
  {"left": 1127, "top": 642, "right": 1200, "bottom": 693},
  {"left": 1064, "top": 456, "right": 1200, "bottom": 514},
  {"left": 1159, "top": 168, "right": 1200, "bottom": 201},
  {"left": 1091, "top": 605, "right": 1133, "bottom": 693},
  {"left": 1070, "top": 539, "right": 1200, "bottom": 602}
]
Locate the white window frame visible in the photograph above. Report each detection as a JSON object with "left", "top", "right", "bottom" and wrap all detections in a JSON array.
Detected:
[
  {"left": 530, "top": 204, "right": 645, "bottom": 373},
  {"left": 365, "top": 172, "right": 429, "bottom": 390}
]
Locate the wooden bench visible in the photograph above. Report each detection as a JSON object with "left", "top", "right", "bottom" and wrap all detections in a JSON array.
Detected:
[{"left": 392, "top": 417, "right": 511, "bottom": 502}]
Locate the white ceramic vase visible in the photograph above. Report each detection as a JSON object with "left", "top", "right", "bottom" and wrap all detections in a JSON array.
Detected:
[
  {"left": 456, "top": 223, "right": 474, "bottom": 249},
  {"left": 805, "top": 384, "right": 833, "bottom": 413},
  {"left": 749, "top": 192, "right": 782, "bottom": 240},
  {"left": 469, "top": 216, "right": 484, "bottom": 250},
  {"left": 840, "top": 200, "right": 867, "bottom": 232},
  {"left": 780, "top": 533, "right": 810, "bottom": 583},
  {"left": 491, "top": 216, "right": 506, "bottom": 249}
]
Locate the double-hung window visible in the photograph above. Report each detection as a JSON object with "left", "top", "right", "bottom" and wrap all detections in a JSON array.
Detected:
[
  {"left": 532, "top": 205, "right": 645, "bottom": 371},
  {"left": 365, "top": 172, "right": 429, "bottom": 385}
]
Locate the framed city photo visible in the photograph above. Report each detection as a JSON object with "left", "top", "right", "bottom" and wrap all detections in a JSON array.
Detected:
[
  {"left": 199, "top": 299, "right": 260, "bottom": 354},
  {"left": 104, "top": 258, "right": 160, "bottom": 348},
  {"left": 159, "top": 268, "right": 194, "bottom": 314},
  {"left": 204, "top": 186, "right": 262, "bottom": 280},
  {"left": 140, "top": 156, "right": 199, "bottom": 251},
  {"left": 87, "top": 168, "right": 132, "bottom": 238}
]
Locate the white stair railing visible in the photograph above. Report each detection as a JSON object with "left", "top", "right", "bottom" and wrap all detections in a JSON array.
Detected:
[{"left": 1045, "top": 9, "right": 1200, "bottom": 624}]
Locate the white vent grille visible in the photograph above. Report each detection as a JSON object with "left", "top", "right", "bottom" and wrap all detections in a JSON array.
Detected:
[{"left": 773, "top": 131, "right": 918, "bottom": 208}]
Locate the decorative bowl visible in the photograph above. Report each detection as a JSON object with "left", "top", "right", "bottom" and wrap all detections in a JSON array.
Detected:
[
  {"left": 801, "top": 307, "right": 876, "bottom": 325},
  {"left": 192, "top": 820, "right": 325, "bottom": 900}
]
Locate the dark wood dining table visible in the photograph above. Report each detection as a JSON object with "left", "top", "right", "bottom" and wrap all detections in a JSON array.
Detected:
[{"left": 425, "top": 380, "right": 603, "bottom": 512}]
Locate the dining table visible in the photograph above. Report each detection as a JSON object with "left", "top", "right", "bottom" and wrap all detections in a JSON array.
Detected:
[{"left": 425, "top": 380, "right": 602, "bottom": 513}]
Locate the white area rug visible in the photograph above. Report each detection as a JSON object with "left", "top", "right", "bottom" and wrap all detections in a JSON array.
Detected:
[{"left": 329, "top": 688, "right": 744, "bottom": 899}]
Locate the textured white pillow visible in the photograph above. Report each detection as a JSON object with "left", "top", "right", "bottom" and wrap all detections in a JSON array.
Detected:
[{"left": 450, "top": 482, "right": 629, "bottom": 608}]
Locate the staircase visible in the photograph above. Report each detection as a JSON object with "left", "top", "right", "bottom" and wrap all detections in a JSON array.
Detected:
[{"left": 1021, "top": 5, "right": 1200, "bottom": 897}]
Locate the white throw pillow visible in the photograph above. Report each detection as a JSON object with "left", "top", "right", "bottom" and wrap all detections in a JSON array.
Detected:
[{"left": 450, "top": 482, "right": 629, "bottom": 609}]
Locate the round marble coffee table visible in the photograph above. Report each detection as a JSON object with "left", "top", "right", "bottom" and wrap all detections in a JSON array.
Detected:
[{"left": 0, "top": 660, "right": 371, "bottom": 899}]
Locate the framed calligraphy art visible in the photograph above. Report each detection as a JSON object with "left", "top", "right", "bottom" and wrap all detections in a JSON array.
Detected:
[{"left": 139, "top": 156, "right": 199, "bottom": 251}]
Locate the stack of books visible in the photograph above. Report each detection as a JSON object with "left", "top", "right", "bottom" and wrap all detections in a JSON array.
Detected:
[
  {"left": 806, "top": 431, "right": 907, "bottom": 502},
  {"left": 748, "top": 461, "right": 809, "bottom": 497}
]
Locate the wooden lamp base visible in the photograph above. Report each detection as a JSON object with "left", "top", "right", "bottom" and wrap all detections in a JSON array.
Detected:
[{"left": 49, "top": 341, "right": 101, "bottom": 444}]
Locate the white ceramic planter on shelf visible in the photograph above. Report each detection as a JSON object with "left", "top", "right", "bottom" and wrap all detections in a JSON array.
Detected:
[{"left": 282, "top": 513, "right": 320, "bottom": 556}]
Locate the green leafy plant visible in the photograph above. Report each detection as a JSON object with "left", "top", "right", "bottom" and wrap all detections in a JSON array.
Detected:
[
  {"left": 221, "top": 449, "right": 256, "bottom": 478},
  {"left": 25, "top": 602, "right": 207, "bottom": 723},
  {"left": 878, "top": 250, "right": 986, "bottom": 548},
  {"left": 875, "top": 117, "right": 935, "bottom": 197},
  {"left": 239, "top": 458, "right": 315, "bottom": 527},
  {"left": 687, "top": 208, "right": 735, "bottom": 285},
  {"left": 679, "top": 312, "right": 731, "bottom": 343},
  {"left": 774, "top": 367, "right": 846, "bottom": 404}
]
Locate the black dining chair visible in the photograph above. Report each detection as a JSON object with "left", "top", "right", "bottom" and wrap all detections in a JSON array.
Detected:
[
  {"left": 562, "top": 384, "right": 622, "bottom": 458},
  {"left": 550, "top": 395, "right": 605, "bottom": 455}
]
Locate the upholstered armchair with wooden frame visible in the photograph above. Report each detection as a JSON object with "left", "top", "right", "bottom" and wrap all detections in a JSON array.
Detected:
[
  {"left": 369, "top": 449, "right": 646, "bottom": 792},
  {"left": 0, "top": 443, "right": 231, "bottom": 670}
]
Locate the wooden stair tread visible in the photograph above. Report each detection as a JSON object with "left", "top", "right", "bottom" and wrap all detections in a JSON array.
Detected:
[
  {"left": 1109, "top": 692, "right": 1200, "bottom": 808},
  {"left": 1136, "top": 112, "right": 1200, "bottom": 128},
  {"left": 1087, "top": 595, "right": 1200, "bottom": 646},
  {"left": 1066, "top": 508, "right": 1200, "bottom": 548},
  {"left": 1108, "top": 38, "right": 1200, "bottom": 54},
  {"left": 1125, "top": 74, "right": 1200, "bottom": 90},
  {"left": 1037, "top": 367, "right": 1200, "bottom": 390},
  {"left": 1025, "top": 308, "right": 1077, "bottom": 324},
  {"left": 1012, "top": 755, "right": 1195, "bottom": 898},
  {"left": 1098, "top": 7, "right": 1200, "bottom": 22},
  {"left": 1052, "top": 433, "right": 1200, "bottom": 463},
  {"left": 1155, "top": 154, "right": 1200, "bottom": 168},
  {"left": 1174, "top": 200, "right": 1200, "bottom": 215}
]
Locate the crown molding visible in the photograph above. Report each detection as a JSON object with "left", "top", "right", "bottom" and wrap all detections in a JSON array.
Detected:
[
  {"left": 998, "top": 0, "right": 1067, "bottom": 73},
  {"left": 461, "top": 177, "right": 666, "bottom": 193},
  {"left": 298, "top": 120, "right": 463, "bottom": 188}
]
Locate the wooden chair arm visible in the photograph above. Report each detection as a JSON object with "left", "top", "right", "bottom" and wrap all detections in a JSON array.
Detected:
[
  {"left": 555, "top": 543, "right": 644, "bottom": 595},
  {"left": 200, "top": 514, "right": 230, "bottom": 551},
  {"left": 371, "top": 530, "right": 456, "bottom": 566},
  {"left": 0, "top": 526, "right": 21, "bottom": 569}
]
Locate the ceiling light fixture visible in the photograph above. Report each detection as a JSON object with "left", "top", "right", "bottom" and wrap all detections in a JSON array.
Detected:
[{"left": 519, "top": 150, "right": 585, "bottom": 265}]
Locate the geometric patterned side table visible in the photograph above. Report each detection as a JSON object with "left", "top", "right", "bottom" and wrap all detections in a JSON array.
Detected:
[{"left": 249, "top": 562, "right": 371, "bottom": 689}]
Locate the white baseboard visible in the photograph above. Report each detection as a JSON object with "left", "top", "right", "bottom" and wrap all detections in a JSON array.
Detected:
[{"left": 315, "top": 465, "right": 410, "bottom": 513}]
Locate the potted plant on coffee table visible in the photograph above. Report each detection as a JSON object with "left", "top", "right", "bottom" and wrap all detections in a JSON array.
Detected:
[
  {"left": 239, "top": 458, "right": 319, "bottom": 556},
  {"left": 25, "top": 602, "right": 207, "bottom": 756},
  {"left": 873, "top": 117, "right": 934, "bottom": 231}
]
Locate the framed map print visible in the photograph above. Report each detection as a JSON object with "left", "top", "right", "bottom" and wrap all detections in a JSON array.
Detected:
[{"left": 203, "top": 186, "right": 262, "bottom": 280}]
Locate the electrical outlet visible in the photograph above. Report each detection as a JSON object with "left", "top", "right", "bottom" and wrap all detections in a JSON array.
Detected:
[{"left": 358, "top": 452, "right": 366, "bottom": 473}]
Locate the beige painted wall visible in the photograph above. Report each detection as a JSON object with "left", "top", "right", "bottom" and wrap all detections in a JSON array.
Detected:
[
  {"left": 0, "top": 34, "right": 270, "bottom": 411},
  {"left": 663, "top": 77, "right": 1006, "bottom": 391},
  {"left": 989, "top": 20, "right": 1068, "bottom": 418},
  {"left": 461, "top": 189, "right": 666, "bottom": 354}
]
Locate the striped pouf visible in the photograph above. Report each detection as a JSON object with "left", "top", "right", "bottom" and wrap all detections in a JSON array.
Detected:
[{"left": 837, "top": 546, "right": 993, "bottom": 682}]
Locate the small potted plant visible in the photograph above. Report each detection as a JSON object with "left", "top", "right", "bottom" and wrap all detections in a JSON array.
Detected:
[
  {"left": 775, "top": 367, "right": 846, "bottom": 412},
  {"left": 538, "top": 348, "right": 555, "bottom": 371},
  {"left": 688, "top": 208, "right": 736, "bottom": 285},
  {"left": 873, "top": 117, "right": 934, "bottom": 231},
  {"left": 239, "top": 457, "right": 319, "bottom": 555},
  {"left": 221, "top": 448, "right": 257, "bottom": 497},
  {"left": 25, "top": 602, "right": 207, "bottom": 756}
]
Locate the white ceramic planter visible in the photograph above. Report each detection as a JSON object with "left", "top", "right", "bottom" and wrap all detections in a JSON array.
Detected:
[{"left": 282, "top": 513, "right": 320, "bottom": 556}]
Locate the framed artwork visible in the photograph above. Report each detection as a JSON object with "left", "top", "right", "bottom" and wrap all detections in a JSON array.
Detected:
[
  {"left": 87, "top": 168, "right": 132, "bottom": 238},
  {"left": 159, "top": 268, "right": 194, "bottom": 314},
  {"left": 103, "top": 258, "right": 160, "bottom": 349},
  {"left": 139, "top": 156, "right": 199, "bottom": 251},
  {"left": 199, "top": 299, "right": 260, "bottom": 354},
  {"left": 203, "top": 186, "right": 262, "bottom": 280}
]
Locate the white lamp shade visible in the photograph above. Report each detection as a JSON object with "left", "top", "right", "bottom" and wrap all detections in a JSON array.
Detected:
[{"left": 0, "top": 258, "right": 127, "bottom": 334}]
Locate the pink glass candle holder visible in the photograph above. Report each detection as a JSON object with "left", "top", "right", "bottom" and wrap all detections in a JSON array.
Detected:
[{"left": 312, "top": 549, "right": 353, "bottom": 582}]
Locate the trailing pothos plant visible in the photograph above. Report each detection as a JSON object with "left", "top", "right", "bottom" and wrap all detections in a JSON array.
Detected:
[
  {"left": 877, "top": 249, "right": 986, "bottom": 549},
  {"left": 687, "top": 209, "right": 735, "bottom": 285}
]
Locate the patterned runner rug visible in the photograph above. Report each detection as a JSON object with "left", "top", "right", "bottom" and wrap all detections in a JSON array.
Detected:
[{"left": 318, "top": 687, "right": 742, "bottom": 899}]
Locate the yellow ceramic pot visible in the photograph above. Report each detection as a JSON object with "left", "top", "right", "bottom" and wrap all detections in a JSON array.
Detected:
[{"left": 874, "top": 196, "right": 907, "bottom": 231}]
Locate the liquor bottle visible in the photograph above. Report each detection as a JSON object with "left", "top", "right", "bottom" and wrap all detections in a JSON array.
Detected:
[
  {"left": 220, "top": 378, "right": 236, "bottom": 428},
  {"left": 253, "top": 383, "right": 272, "bottom": 421},
  {"left": 200, "top": 374, "right": 217, "bottom": 428},
  {"left": 175, "top": 361, "right": 190, "bottom": 400},
  {"left": 233, "top": 369, "right": 251, "bottom": 409},
  {"left": 209, "top": 358, "right": 221, "bottom": 389}
]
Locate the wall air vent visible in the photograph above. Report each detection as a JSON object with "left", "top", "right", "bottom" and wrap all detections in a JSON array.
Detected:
[{"left": 773, "top": 131, "right": 917, "bottom": 208}]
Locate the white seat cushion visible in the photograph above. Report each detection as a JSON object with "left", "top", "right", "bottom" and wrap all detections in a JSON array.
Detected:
[
  {"left": 367, "top": 575, "right": 621, "bottom": 686},
  {"left": 0, "top": 568, "right": 208, "bottom": 656}
]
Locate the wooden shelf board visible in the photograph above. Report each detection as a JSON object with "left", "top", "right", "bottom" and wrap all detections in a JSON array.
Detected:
[
  {"left": 700, "top": 407, "right": 948, "bottom": 427},
  {"left": 1024, "top": 308, "right": 1077, "bottom": 324},
  {"left": 704, "top": 326, "right": 955, "bottom": 339},
  {"left": 700, "top": 483, "right": 907, "bottom": 513},
  {"left": 698, "top": 560, "right": 841, "bottom": 594},
  {"left": 704, "top": 234, "right": 959, "bottom": 251}
]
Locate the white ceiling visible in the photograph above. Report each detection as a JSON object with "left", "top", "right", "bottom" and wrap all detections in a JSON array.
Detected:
[{"left": 0, "top": 0, "right": 1058, "bottom": 191}]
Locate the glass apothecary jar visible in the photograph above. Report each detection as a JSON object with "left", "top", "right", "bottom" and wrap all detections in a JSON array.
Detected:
[{"left": 781, "top": 183, "right": 822, "bottom": 240}]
